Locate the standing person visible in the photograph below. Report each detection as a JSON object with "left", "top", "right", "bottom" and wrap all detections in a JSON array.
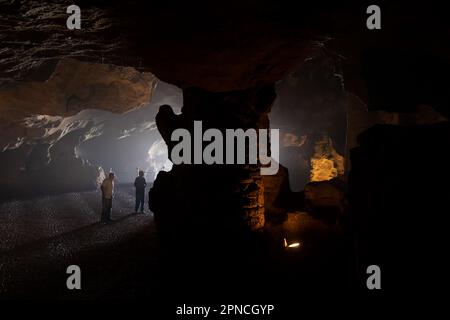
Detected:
[
  {"left": 134, "top": 170, "right": 147, "bottom": 214},
  {"left": 101, "top": 172, "right": 115, "bottom": 222}
]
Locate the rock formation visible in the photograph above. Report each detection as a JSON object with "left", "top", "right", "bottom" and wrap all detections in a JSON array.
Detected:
[
  {"left": 310, "top": 134, "right": 344, "bottom": 182},
  {"left": 149, "top": 85, "right": 276, "bottom": 251},
  {"left": 348, "top": 122, "right": 450, "bottom": 293},
  {"left": 0, "top": 66, "right": 175, "bottom": 198}
]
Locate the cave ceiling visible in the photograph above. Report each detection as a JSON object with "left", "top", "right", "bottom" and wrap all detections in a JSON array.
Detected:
[{"left": 0, "top": 0, "right": 449, "bottom": 115}]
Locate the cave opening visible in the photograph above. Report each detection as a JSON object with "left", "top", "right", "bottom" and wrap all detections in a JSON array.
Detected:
[
  {"left": 1, "top": 0, "right": 449, "bottom": 309},
  {"left": 0, "top": 77, "right": 183, "bottom": 198}
]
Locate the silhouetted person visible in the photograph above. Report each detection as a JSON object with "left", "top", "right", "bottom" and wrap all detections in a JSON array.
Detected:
[
  {"left": 134, "top": 170, "right": 147, "bottom": 214},
  {"left": 101, "top": 172, "right": 115, "bottom": 222}
]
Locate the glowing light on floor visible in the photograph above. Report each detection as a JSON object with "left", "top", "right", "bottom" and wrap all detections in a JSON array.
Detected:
[{"left": 283, "top": 237, "right": 301, "bottom": 248}]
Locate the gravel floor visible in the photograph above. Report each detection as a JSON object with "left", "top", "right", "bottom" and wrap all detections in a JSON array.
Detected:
[
  {"left": 0, "top": 184, "right": 160, "bottom": 299},
  {"left": 0, "top": 184, "right": 353, "bottom": 303}
]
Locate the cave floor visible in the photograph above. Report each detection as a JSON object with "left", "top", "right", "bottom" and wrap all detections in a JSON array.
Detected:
[
  {"left": 0, "top": 184, "right": 159, "bottom": 299},
  {"left": 0, "top": 185, "right": 354, "bottom": 302}
]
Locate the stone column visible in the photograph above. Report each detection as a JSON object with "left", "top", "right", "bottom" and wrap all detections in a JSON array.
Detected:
[{"left": 149, "top": 85, "right": 276, "bottom": 249}]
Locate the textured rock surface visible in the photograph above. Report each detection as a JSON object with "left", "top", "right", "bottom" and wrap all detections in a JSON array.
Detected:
[
  {"left": 348, "top": 122, "right": 450, "bottom": 294},
  {"left": 0, "top": 0, "right": 316, "bottom": 91},
  {"left": 0, "top": 58, "right": 156, "bottom": 116},
  {"left": 310, "top": 134, "right": 344, "bottom": 182},
  {"left": 0, "top": 0, "right": 128, "bottom": 82},
  {"left": 1, "top": 1, "right": 450, "bottom": 111}
]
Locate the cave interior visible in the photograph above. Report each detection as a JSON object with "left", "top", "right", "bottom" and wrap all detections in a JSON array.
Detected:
[{"left": 0, "top": 0, "right": 449, "bottom": 305}]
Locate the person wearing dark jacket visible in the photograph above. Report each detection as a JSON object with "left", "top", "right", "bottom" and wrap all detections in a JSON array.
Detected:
[{"left": 134, "top": 170, "right": 147, "bottom": 214}]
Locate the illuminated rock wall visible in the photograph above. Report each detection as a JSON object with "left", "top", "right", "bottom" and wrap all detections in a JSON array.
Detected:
[{"left": 310, "top": 135, "right": 344, "bottom": 182}]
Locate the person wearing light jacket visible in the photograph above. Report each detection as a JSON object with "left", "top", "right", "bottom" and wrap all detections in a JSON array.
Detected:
[{"left": 100, "top": 172, "right": 115, "bottom": 222}]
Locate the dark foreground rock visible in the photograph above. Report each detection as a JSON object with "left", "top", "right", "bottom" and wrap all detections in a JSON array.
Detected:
[{"left": 349, "top": 122, "right": 450, "bottom": 297}]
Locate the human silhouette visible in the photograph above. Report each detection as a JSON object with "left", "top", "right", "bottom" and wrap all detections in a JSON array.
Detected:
[{"left": 134, "top": 170, "right": 147, "bottom": 214}]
